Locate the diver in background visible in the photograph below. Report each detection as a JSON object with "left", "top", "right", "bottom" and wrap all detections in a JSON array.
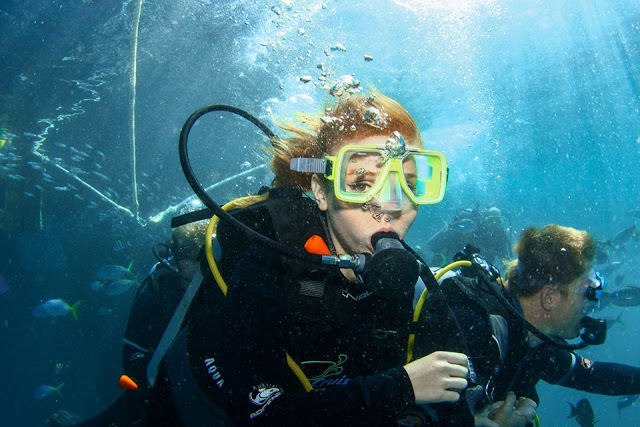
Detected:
[
  {"left": 416, "top": 224, "right": 640, "bottom": 424},
  {"left": 48, "top": 216, "right": 207, "bottom": 426},
  {"left": 121, "top": 212, "right": 207, "bottom": 384},
  {"left": 427, "top": 205, "right": 512, "bottom": 267}
]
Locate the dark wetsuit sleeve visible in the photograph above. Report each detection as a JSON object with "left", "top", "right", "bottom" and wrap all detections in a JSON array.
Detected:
[
  {"left": 219, "top": 244, "right": 415, "bottom": 425},
  {"left": 539, "top": 347, "right": 640, "bottom": 395}
]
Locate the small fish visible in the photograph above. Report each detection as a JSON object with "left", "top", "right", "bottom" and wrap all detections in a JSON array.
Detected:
[
  {"left": 91, "top": 170, "right": 111, "bottom": 181},
  {"left": 449, "top": 218, "right": 478, "bottom": 234},
  {"left": 617, "top": 395, "right": 639, "bottom": 414},
  {"left": 32, "top": 299, "right": 80, "bottom": 319},
  {"left": 567, "top": 398, "right": 595, "bottom": 427},
  {"left": 103, "top": 279, "right": 138, "bottom": 296},
  {"left": 89, "top": 280, "right": 103, "bottom": 292},
  {"left": 23, "top": 192, "right": 36, "bottom": 198},
  {"left": 33, "top": 383, "right": 64, "bottom": 400},
  {"left": 112, "top": 239, "right": 130, "bottom": 252},
  {"left": 27, "top": 161, "right": 43, "bottom": 169},
  {"left": 610, "top": 286, "right": 640, "bottom": 307},
  {"left": 608, "top": 224, "right": 637, "bottom": 248},
  {"left": 95, "top": 261, "right": 133, "bottom": 281},
  {"left": 53, "top": 361, "right": 70, "bottom": 376}
]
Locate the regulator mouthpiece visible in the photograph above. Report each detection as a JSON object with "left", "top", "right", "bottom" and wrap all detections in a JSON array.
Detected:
[{"left": 361, "top": 231, "right": 419, "bottom": 297}]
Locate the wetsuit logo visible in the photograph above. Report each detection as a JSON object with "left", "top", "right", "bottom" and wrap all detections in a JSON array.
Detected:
[
  {"left": 249, "top": 384, "right": 283, "bottom": 419},
  {"left": 204, "top": 358, "right": 224, "bottom": 388},
  {"left": 302, "top": 354, "right": 352, "bottom": 389}
]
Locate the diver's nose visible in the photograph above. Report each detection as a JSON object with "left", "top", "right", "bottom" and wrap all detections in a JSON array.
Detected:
[{"left": 375, "top": 173, "right": 404, "bottom": 212}]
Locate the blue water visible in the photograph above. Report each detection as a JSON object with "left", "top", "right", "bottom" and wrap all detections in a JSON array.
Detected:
[{"left": 1, "top": 0, "right": 639, "bottom": 425}]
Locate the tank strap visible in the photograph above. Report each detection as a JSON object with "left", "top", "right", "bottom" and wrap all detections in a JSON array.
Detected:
[{"left": 147, "top": 269, "right": 204, "bottom": 386}]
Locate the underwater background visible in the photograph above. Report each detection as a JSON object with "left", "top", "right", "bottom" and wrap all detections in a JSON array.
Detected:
[{"left": 1, "top": 0, "right": 639, "bottom": 425}]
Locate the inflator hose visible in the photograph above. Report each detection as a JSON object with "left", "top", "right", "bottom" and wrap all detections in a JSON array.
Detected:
[{"left": 178, "top": 104, "right": 321, "bottom": 264}]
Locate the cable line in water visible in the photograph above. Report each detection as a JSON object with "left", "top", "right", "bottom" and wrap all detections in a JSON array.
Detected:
[
  {"left": 130, "top": 0, "right": 144, "bottom": 226},
  {"left": 149, "top": 163, "right": 268, "bottom": 224}
]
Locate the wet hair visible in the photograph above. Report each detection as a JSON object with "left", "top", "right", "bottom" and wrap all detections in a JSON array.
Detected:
[
  {"left": 505, "top": 225, "right": 595, "bottom": 297},
  {"left": 269, "top": 90, "right": 423, "bottom": 191}
]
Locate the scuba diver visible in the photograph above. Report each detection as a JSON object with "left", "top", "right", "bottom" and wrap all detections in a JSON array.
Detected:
[
  {"left": 415, "top": 224, "right": 640, "bottom": 424},
  {"left": 48, "top": 215, "right": 207, "bottom": 426},
  {"left": 427, "top": 205, "right": 512, "bottom": 267},
  {"left": 120, "top": 210, "right": 207, "bottom": 386}
]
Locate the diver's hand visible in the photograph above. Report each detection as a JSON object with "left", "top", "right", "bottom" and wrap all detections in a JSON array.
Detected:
[
  {"left": 403, "top": 351, "right": 469, "bottom": 403},
  {"left": 479, "top": 392, "right": 537, "bottom": 427}
]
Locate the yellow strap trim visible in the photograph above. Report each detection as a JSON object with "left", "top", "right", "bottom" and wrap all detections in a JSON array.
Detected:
[
  {"left": 406, "top": 260, "right": 473, "bottom": 363},
  {"left": 287, "top": 354, "right": 313, "bottom": 392}
]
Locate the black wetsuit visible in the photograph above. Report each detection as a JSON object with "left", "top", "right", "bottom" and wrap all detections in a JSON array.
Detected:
[
  {"left": 188, "top": 245, "right": 417, "bottom": 425},
  {"left": 416, "top": 274, "right": 640, "bottom": 421},
  {"left": 147, "top": 187, "right": 472, "bottom": 426}
]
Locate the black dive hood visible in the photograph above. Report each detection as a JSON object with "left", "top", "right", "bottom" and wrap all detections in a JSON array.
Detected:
[
  {"left": 176, "top": 104, "right": 421, "bottom": 277},
  {"left": 354, "top": 231, "right": 421, "bottom": 297}
]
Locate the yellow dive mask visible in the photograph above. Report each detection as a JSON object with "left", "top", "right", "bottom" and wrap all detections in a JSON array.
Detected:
[{"left": 290, "top": 131, "right": 449, "bottom": 210}]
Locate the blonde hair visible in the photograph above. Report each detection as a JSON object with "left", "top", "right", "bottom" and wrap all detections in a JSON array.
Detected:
[
  {"left": 505, "top": 225, "right": 595, "bottom": 297},
  {"left": 269, "top": 90, "right": 423, "bottom": 191}
]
